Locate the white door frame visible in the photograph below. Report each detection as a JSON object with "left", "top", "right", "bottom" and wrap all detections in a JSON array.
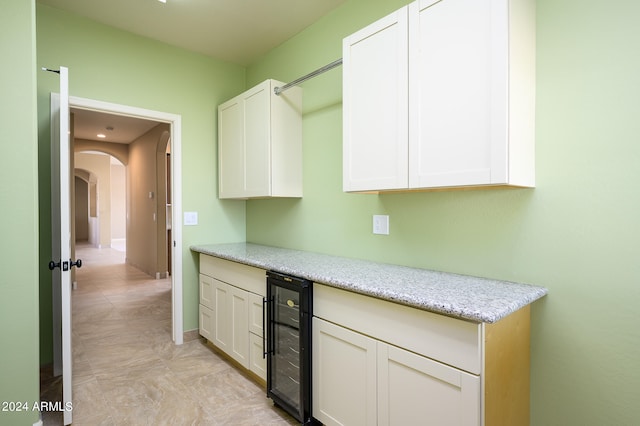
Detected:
[{"left": 70, "top": 95, "right": 184, "bottom": 345}]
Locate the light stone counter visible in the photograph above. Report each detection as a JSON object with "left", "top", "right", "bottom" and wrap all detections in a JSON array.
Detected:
[{"left": 190, "top": 243, "right": 547, "bottom": 323}]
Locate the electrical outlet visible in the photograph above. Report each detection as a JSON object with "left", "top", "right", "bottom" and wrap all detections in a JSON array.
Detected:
[{"left": 373, "top": 215, "right": 389, "bottom": 235}]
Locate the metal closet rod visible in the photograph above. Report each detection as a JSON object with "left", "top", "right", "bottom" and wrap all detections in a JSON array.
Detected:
[{"left": 274, "top": 58, "right": 343, "bottom": 95}]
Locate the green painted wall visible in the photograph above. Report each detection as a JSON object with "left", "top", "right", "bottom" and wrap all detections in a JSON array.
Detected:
[
  {"left": 246, "top": 0, "right": 640, "bottom": 424},
  {"left": 35, "top": 4, "right": 247, "bottom": 364},
  {"left": 0, "top": 1, "right": 41, "bottom": 425},
  {"left": 3, "top": 0, "right": 637, "bottom": 424}
]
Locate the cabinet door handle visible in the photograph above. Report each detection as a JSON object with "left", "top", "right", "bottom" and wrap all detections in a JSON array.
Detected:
[
  {"left": 262, "top": 297, "right": 268, "bottom": 358},
  {"left": 263, "top": 296, "right": 276, "bottom": 357}
]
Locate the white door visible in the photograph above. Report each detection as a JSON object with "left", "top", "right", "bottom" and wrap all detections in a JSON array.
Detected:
[
  {"left": 377, "top": 343, "right": 481, "bottom": 426},
  {"left": 342, "top": 6, "right": 409, "bottom": 192},
  {"left": 243, "top": 81, "right": 271, "bottom": 198},
  {"left": 218, "top": 97, "right": 244, "bottom": 198},
  {"left": 213, "top": 279, "right": 230, "bottom": 352},
  {"left": 49, "top": 66, "right": 76, "bottom": 425},
  {"left": 228, "top": 285, "right": 249, "bottom": 368},
  {"left": 312, "top": 317, "right": 378, "bottom": 426},
  {"left": 409, "top": 0, "right": 508, "bottom": 188}
]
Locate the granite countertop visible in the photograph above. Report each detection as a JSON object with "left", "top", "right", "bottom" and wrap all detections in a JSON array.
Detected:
[{"left": 190, "top": 243, "right": 547, "bottom": 323}]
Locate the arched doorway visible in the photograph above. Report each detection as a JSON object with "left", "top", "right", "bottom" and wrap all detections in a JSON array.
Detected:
[{"left": 74, "top": 155, "right": 126, "bottom": 251}]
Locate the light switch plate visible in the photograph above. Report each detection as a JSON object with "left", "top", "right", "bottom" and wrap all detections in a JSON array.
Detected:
[
  {"left": 373, "top": 215, "right": 389, "bottom": 235},
  {"left": 184, "top": 211, "right": 198, "bottom": 226}
]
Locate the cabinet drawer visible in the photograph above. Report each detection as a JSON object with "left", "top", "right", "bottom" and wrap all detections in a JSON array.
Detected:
[
  {"left": 200, "top": 254, "right": 266, "bottom": 296},
  {"left": 199, "top": 274, "right": 214, "bottom": 309},
  {"left": 314, "top": 284, "right": 481, "bottom": 374}
]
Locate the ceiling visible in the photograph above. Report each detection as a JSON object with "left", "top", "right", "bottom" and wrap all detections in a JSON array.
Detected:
[
  {"left": 37, "top": 0, "right": 347, "bottom": 66},
  {"left": 43, "top": 0, "right": 347, "bottom": 145},
  {"left": 71, "top": 108, "right": 160, "bottom": 144}
]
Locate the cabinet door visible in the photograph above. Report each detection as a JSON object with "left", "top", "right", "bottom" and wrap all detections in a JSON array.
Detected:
[
  {"left": 409, "top": 0, "right": 508, "bottom": 188},
  {"left": 249, "top": 332, "right": 267, "bottom": 381},
  {"left": 212, "top": 279, "right": 230, "bottom": 352},
  {"left": 343, "top": 7, "right": 409, "bottom": 192},
  {"left": 377, "top": 343, "right": 481, "bottom": 426},
  {"left": 228, "top": 284, "right": 250, "bottom": 368},
  {"left": 199, "top": 274, "right": 214, "bottom": 309},
  {"left": 312, "top": 318, "right": 377, "bottom": 426},
  {"left": 243, "top": 81, "right": 271, "bottom": 197},
  {"left": 199, "top": 304, "right": 214, "bottom": 341},
  {"left": 218, "top": 97, "right": 245, "bottom": 198},
  {"left": 248, "top": 292, "right": 265, "bottom": 337}
]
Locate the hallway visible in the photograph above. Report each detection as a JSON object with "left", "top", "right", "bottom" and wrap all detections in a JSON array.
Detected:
[{"left": 41, "top": 244, "right": 296, "bottom": 425}]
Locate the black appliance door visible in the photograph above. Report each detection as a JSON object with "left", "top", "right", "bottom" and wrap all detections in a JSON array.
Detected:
[{"left": 267, "top": 272, "right": 311, "bottom": 423}]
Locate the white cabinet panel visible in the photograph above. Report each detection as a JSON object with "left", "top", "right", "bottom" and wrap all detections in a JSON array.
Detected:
[
  {"left": 243, "top": 84, "right": 271, "bottom": 197},
  {"left": 212, "top": 279, "right": 230, "bottom": 353},
  {"left": 409, "top": 0, "right": 507, "bottom": 188},
  {"left": 249, "top": 332, "right": 267, "bottom": 381},
  {"left": 314, "top": 283, "right": 481, "bottom": 374},
  {"left": 377, "top": 343, "right": 480, "bottom": 426},
  {"left": 200, "top": 254, "right": 265, "bottom": 296},
  {"left": 228, "top": 284, "right": 249, "bottom": 368},
  {"left": 199, "top": 304, "right": 214, "bottom": 341},
  {"left": 199, "top": 273, "right": 214, "bottom": 309},
  {"left": 218, "top": 99, "right": 244, "bottom": 197},
  {"left": 312, "top": 318, "right": 377, "bottom": 426},
  {"left": 248, "top": 292, "right": 265, "bottom": 337},
  {"left": 343, "top": 7, "right": 409, "bottom": 192}
]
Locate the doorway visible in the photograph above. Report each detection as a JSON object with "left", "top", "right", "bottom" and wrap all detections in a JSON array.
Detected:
[{"left": 69, "top": 95, "right": 183, "bottom": 344}]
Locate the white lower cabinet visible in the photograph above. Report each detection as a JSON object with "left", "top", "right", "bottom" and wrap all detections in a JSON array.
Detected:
[
  {"left": 198, "top": 255, "right": 267, "bottom": 382},
  {"left": 312, "top": 283, "right": 531, "bottom": 426},
  {"left": 312, "top": 317, "right": 480, "bottom": 426}
]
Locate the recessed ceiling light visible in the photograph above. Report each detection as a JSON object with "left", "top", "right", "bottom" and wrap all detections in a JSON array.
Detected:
[
  {"left": 97, "top": 134, "right": 106, "bottom": 138},
  {"left": 158, "top": 0, "right": 166, "bottom": 3}
]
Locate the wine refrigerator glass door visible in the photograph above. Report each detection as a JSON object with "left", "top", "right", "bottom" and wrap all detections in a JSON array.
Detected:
[{"left": 270, "top": 283, "right": 302, "bottom": 417}]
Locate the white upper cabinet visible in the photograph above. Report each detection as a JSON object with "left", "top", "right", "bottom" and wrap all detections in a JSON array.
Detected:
[
  {"left": 218, "top": 79, "right": 303, "bottom": 199},
  {"left": 343, "top": 0, "right": 535, "bottom": 192}
]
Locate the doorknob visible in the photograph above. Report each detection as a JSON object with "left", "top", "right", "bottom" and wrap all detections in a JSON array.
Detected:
[{"left": 48, "top": 259, "right": 82, "bottom": 270}]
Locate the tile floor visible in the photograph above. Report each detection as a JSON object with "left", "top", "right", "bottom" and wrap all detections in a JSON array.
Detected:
[{"left": 41, "top": 243, "right": 297, "bottom": 425}]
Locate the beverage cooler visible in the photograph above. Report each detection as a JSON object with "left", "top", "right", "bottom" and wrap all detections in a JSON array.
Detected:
[{"left": 265, "top": 271, "right": 313, "bottom": 424}]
